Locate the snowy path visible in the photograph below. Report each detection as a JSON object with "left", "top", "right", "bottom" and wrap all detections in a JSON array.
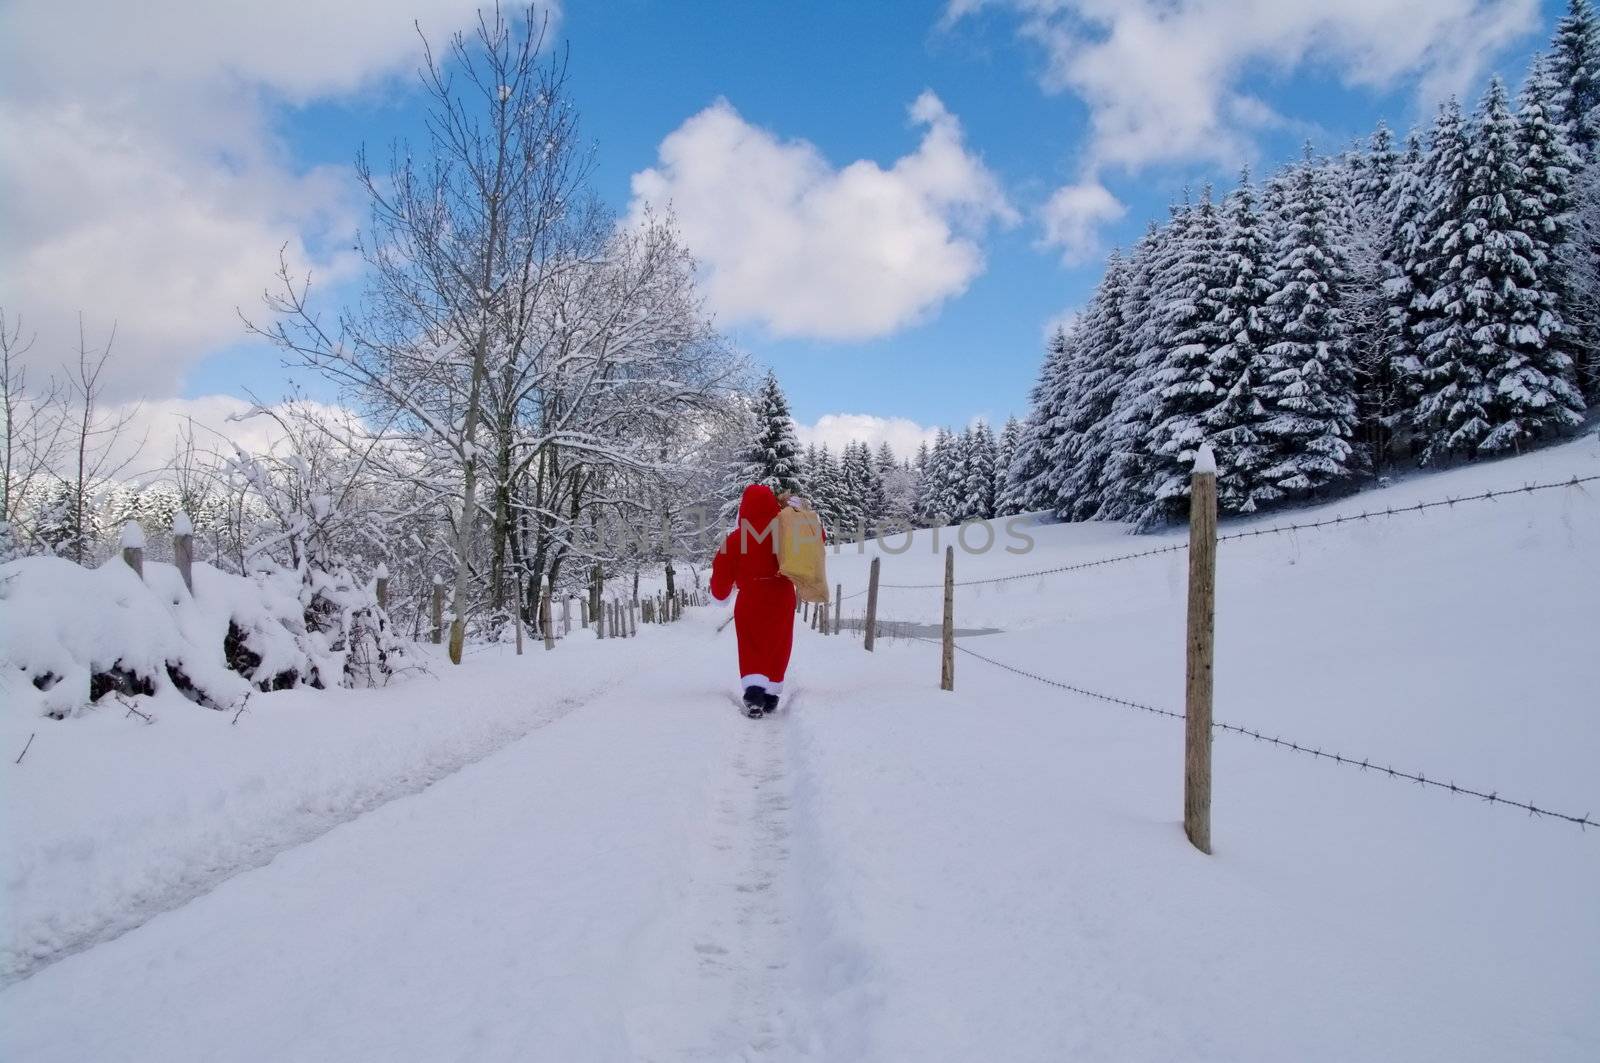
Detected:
[{"left": 624, "top": 688, "right": 811, "bottom": 1060}]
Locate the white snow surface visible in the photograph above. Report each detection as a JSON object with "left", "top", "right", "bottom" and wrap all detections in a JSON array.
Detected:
[{"left": 2, "top": 434, "right": 1597, "bottom": 1060}]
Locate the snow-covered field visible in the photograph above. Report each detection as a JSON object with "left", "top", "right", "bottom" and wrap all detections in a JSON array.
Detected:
[{"left": 3, "top": 434, "right": 1597, "bottom": 1061}]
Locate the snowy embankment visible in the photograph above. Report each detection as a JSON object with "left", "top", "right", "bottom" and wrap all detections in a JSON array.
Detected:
[
  {"left": 797, "top": 430, "right": 1600, "bottom": 1059},
  {"left": 1, "top": 434, "right": 1596, "bottom": 1060},
  {"left": 0, "top": 631, "right": 639, "bottom": 986}
]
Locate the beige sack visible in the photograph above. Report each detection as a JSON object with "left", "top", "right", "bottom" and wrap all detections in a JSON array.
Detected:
[{"left": 775, "top": 505, "right": 829, "bottom": 603}]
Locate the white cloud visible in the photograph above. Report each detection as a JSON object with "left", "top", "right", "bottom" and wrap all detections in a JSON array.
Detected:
[
  {"left": 1040, "top": 179, "right": 1126, "bottom": 263},
  {"left": 793, "top": 414, "right": 943, "bottom": 460},
  {"left": 949, "top": 0, "right": 1540, "bottom": 255},
  {"left": 629, "top": 92, "right": 1017, "bottom": 341},
  {"left": 0, "top": 0, "right": 521, "bottom": 399}
]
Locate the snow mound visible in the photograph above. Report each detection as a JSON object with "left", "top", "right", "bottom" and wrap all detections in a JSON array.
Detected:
[{"left": 0, "top": 556, "right": 315, "bottom": 719}]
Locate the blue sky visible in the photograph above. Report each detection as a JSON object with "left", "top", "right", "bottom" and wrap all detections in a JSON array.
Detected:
[{"left": 1, "top": 0, "right": 1567, "bottom": 456}]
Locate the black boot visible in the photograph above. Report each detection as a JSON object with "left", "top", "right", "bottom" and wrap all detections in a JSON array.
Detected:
[
  {"left": 742, "top": 686, "right": 767, "bottom": 717},
  {"left": 763, "top": 692, "right": 780, "bottom": 714}
]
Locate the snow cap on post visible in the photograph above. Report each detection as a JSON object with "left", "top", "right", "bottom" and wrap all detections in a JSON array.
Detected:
[
  {"left": 119, "top": 521, "right": 146, "bottom": 549},
  {"left": 1192, "top": 444, "right": 1217, "bottom": 477},
  {"left": 374, "top": 562, "right": 389, "bottom": 579},
  {"left": 171, "top": 511, "right": 193, "bottom": 536}
]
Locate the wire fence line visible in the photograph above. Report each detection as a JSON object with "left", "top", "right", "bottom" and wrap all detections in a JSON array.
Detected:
[
  {"left": 865, "top": 473, "right": 1600, "bottom": 591},
  {"left": 903, "top": 634, "right": 1597, "bottom": 832}
]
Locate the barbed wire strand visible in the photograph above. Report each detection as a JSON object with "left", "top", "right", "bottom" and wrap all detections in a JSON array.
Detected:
[
  {"left": 868, "top": 473, "right": 1599, "bottom": 590},
  {"left": 899, "top": 634, "right": 1597, "bottom": 832}
]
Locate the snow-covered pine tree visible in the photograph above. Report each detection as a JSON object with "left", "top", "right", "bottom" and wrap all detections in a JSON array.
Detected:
[
  {"left": 1474, "top": 78, "right": 1583, "bottom": 453},
  {"left": 835, "top": 441, "right": 876, "bottom": 538},
  {"left": 929, "top": 431, "right": 964, "bottom": 523},
  {"left": 1258, "top": 148, "right": 1362, "bottom": 499},
  {"left": 1140, "top": 186, "right": 1229, "bottom": 526},
  {"left": 1373, "top": 129, "right": 1431, "bottom": 461},
  {"left": 911, "top": 441, "right": 933, "bottom": 521},
  {"left": 728, "top": 371, "right": 804, "bottom": 499},
  {"left": 857, "top": 441, "right": 888, "bottom": 532},
  {"left": 1203, "top": 170, "right": 1280, "bottom": 512},
  {"left": 1099, "top": 200, "right": 1197, "bottom": 524},
  {"left": 992, "top": 416, "right": 1023, "bottom": 516},
  {"left": 873, "top": 441, "right": 896, "bottom": 475},
  {"left": 945, "top": 429, "right": 970, "bottom": 521},
  {"left": 806, "top": 444, "right": 845, "bottom": 532},
  {"left": 1516, "top": 61, "right": 1593, "bottom": 412},
  {"left": 1075, "top": 233, "right": 1168, "bottom": 523},
  {"left": 936, "top": 428, "right": 970, "bottom": 525},
  {"left": 959, "top": 421, "right": 998, "bottom": 520},
  {"left": 1524, "top": 54, "right": 1600, "bottom": 408},
  {"left": 1406, "top": 97, "right": 1476, "bottom": 463},
  {"left": 1551, "top": 0, "right": 1600, "bottom": 152},
  {"left": 1048, "top": 252, "right": 1131, "bottom": 520},
  {"left": 36, "top": 480, "right": 91, "bottom": 562},
  {"left": 917, "top": 429, "right": 950, "bottom": 525},
  {"left": 1002, "top": 327, "right": 1075, "bottom": 517},
  {"left": 1414, "top": 82, "right": 1584, "bottom": 459},
  {"left": 1563, "top": 134, "right": 1600, "bottom": 402}
]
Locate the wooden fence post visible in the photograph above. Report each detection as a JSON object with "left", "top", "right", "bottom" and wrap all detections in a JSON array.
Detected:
[
  {"left": 863, "top": 557, "right": 881, "bottom": 652},
  {"left": 374, "top": 562, "right": 388, "bottom": 612},
  {"left": 834, "top": 584, "right": 841, "bottom": 636},
  {"left": 543, "top": 578, "right": 556, "bottom": 651},
  {"left": 581, "top": 598, "right": 589, "bottom": 628},
  {"left": 940, "top": 546, "right": 955, "bottom": 691},
  {"left": 431, "top": 578, "right": 444, "bottom": 645},
  {"left": 173, "top": 513, "right": 195, "bottom": 594},
  {"left": 514, "top": 588, "right": 524, "bottom": 655},
  {"left": 563, "top": 595, "right": 571, "bottom": 636},
  {"left": 119, "top": 522, "right": 145, "bottom": 580},
  {"left": 1184, "top": 445, "right": 1218, "bottom": 855}
]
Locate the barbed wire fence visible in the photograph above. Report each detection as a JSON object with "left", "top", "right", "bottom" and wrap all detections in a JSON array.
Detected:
[
  {"left": 871, "top": 473, "right": 1600, "bottom": 590},
  {"left": 825, "top": 468, "right": 1599, "bottom": 841},
  {"left": 905, "top": 634, "right": 1598, "bottom": 831}
]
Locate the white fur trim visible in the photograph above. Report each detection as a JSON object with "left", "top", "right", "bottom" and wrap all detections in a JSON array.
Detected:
[{"left": 739, "top": 675, "right": 783, "bottom": 696}]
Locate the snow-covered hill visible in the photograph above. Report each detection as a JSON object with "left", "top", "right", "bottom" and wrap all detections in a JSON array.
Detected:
[{"left": 1, "top": 433, "right": 1596, "bottom": 1061}]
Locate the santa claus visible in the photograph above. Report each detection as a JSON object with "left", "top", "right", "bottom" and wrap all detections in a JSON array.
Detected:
[{"left": 710, "top": 483, "right": 809, "bottom": 717}]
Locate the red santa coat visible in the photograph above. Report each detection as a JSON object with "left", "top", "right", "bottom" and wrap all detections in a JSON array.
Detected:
[{"left": 710, "top": 484, "right": 803, "bottom": 692}]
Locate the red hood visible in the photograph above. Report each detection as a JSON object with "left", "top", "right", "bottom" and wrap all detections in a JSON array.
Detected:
[{"left": 738, "top": 483, "right": 782, "bottom": 530}]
